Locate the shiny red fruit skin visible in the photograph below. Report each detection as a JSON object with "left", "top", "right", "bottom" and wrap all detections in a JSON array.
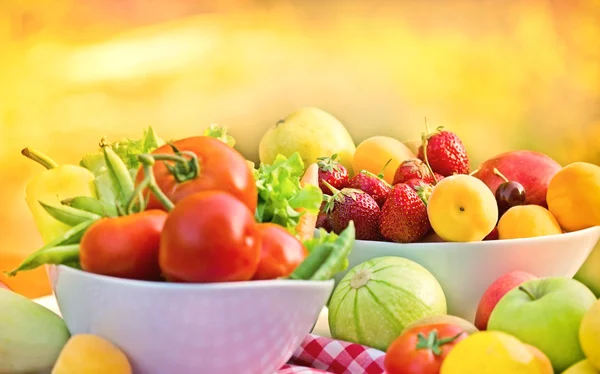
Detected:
[
  {"left": 80, "top": 210, "right": 168, "bottom": 281},
  {"left": 137, "top": 136, "right": 257, "bottom": 213},
  {"left": 159, "top": 191, "right": 260, "bottom": 283},
  {"left": 252, "top": 223, "right": 308, "bottom": 280},
  {"left": 329, "top": 191, "right": 382, "bottom": 241},
  {"left": 417, "top": 131, "right": 469, "bottom": 177},
  {"left": 380, "top": 184, "right": 431, "bottom": 243},
  {"left": 348, "top": 172, "right": 391, "bottom": 207}
]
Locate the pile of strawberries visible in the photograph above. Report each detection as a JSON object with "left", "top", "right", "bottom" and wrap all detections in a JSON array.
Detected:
[{"left": 316, "top": 127, "right": 470, "bottom": 243}]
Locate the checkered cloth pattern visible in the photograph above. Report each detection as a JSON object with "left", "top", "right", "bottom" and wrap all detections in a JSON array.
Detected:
[{"left": 277, "top": 334, "right": 386, "bottom": 374}]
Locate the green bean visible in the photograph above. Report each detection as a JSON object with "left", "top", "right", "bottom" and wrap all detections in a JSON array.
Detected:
[
  {"left": 5, "top": 220, "right": 94, "bottom": 276},
  {"left": 62, "top": 196, "right": 118, "bottom": 217},
  {"left": 5, "top": 245, "right": 81, "bottom": 274},
  {"left": 288, "top": 243, "right": 334, "bottom": 280},
  {"left": 39, "top": 201, "right": 101, "bottom": 226},
  {"left": 103, "top": 145, "right": 135, "bottom": 209},
  {"left": 309, "top": 221, "right": 355, "bottom": 281}
]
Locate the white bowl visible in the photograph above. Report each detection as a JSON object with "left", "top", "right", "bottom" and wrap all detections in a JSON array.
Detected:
[
  {"left": 48, "top": 265, "right": 333, "bottom": 374},
  {"left": 333, "top": 226, "right": 600, "bottom": 322}
]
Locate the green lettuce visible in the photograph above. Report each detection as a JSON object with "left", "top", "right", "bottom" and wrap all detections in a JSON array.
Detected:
[
  {"left": 79, "top": 127, "right": 165, "bottom": 205},
  {"left": 254, "top": 153, "right": 323, "bottom": 234}
]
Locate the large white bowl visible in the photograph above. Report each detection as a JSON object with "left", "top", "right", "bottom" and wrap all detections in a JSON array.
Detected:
[
  {"left": 48, "top": 265, "right": 334, "bottom": 374},
  {"left": 333, "top": 226, "right": 600, "bottom": 322}
]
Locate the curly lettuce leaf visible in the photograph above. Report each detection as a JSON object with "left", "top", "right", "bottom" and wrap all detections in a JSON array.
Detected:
[
  {"left": 203, "top": 124, "right": 236, "bottom": 148},
  {"left": 79, "top": 127, "right": 164, "bottom": 205},
  {"left": 254, "top": 153, "right": 323, "bottom": 234}
]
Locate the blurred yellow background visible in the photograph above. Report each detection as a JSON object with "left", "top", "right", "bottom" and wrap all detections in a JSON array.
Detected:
[{"left": 1, "top": 0, "right": 599, "bottom": 298}]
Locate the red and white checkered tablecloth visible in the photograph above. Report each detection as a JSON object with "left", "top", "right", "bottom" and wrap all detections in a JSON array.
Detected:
[{"left": 277, "top": 334, "right": 386, "bottom": 374}]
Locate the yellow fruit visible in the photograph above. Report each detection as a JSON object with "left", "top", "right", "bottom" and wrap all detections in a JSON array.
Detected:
[
  {"left": 497, "top": 205, "right": 562, "bottom": 239},
  {"left": 580, "top": 299, "right": 600, "bottom": 371},
  {"left": 441, "top": 331, "right": 541, "bottom": 374},
  {"left": 52, "top": 334, "right": 132, "bottom": 374},
  {"left": 547, "top": 162, "right": 600, "bottom": 232},
  {"left": 427, "top": 174, "right": 498, "bottom": 242},
  {"left": 524, "top": 344, "right": 554, "bottom": 374},
  {"left": 258, "top": 107, "right": 356, "bottom": 173},
  {"left": 403, "top": 139, "right": 421, "bottom": 155},
  {"left": 352, "top": 136, "right": 415, "bottom": 183},
  {"left": 440, "top": 331, "right": 542, "bottom": 374},
  {"left": 562, "top": 359, "right": 599, "bottom": 374}
]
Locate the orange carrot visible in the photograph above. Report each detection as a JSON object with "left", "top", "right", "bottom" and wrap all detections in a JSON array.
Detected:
[{"left": 295, "top": 163, "right": 320, "bottom": 242}]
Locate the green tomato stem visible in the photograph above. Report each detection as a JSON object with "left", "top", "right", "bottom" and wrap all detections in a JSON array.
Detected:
[
  {"left": 21, "top": 148, "right": 59, "bottom": 170},
  {"left": 136, "top": 154, "right": 175, "bottom": 212}
]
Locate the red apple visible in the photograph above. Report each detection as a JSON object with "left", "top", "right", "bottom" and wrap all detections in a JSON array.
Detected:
[
  {"left": 474, "top": 270, "right": 537, "bottom": 330},
  {"left": 473, "top": 150, "right": 561, "bottom": 207}
]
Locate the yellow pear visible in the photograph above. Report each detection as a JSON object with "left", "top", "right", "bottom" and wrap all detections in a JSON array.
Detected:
[{"left": 258, "top": 107, "right": 356, "bottom": 173}]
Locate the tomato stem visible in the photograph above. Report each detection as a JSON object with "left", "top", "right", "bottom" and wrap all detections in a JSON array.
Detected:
[
  {"left": 21, "top": 148, "right": 59, "bottom": 170},
  {"left": 151, "top": 147, "right": 201, "bottom": 183},
  {"left": 415, "top": 330, "right": 464, "bottom": 356},
  {"left": 136, "top": 154, "right": 175, "bottom": 212}
]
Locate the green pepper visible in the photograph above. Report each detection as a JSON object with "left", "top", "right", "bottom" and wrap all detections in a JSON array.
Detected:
[{"left": 22, "top": 148, "right": 98, "bottom": 244}]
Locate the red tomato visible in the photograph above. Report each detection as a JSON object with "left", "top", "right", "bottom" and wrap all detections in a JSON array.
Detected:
[
  {"left": 137, "top": 136, "right": 257, "bottom": 213},
  {"left": 384, "top": 323, "right": 468, "bottom": 374},
  {"left": 159, "top": 191, "right": 260, "bottom": 283},
  {"left": 252, "top": 223, "right": 308, "bottom": 280},
  {"left": 80, "top": 210, "right": 167, "bottom": 281}
]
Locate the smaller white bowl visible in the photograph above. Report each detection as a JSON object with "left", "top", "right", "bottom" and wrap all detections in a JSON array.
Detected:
[
  {"left": 48, "top": 265, "right": 333, "bottom": 374},
  {"left": 334, "top": 226, "right": 600, "bottom": 322}
]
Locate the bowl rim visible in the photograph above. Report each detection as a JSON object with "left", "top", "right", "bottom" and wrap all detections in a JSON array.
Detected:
[
  {"left": 352, "top": 225, "right": 600, "bottom": 249},
  {"left": 52, "top": 264, "right": 335, "bottom": 290}
]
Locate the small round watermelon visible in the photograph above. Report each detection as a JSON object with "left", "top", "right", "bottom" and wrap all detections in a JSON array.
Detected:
[{"left": 328, "top": 256, "right": 447, "bottom": 351}]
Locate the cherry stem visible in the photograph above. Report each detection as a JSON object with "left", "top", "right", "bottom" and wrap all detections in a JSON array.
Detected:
[
  {"left": 493, "top": 168, "right": 510, "bottom": 183},
  {"left": 21, "top": 148, "right": 59, "bottom": 170},
  {"left": 322, "top": 180, "right": 340, "bottom": 195},
  {"left": 420, "top": 118, "right": 439, "bottom": 186},
  {"left": 519, "top": 285, "right": 537, "bottom": 301},
  {"left": 469, "top": 168, "right": 480, "bottom": 176},
  {"left": 132, "top": 154, "right": 175, "bottom": 212}
]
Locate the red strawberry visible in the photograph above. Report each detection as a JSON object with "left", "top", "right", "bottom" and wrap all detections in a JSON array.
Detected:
[
  {"left": 380, "top": 184, "right": 431, "bottom": 243},
  {"left": 403, "top": 178, "right": 434, "bottom": 205},
  {"left": 393, "top": 158, "right": 444, "bottom": 185},
  {"left": 323, "top": 182, "right": 381, "bottom": 241},
  {"left": 316, "top": 201, "right": 332, "bottom": 232},
  {"left": 417, "top": 125, "right": 470, "bottom": 177},
  {"left": 317, "top": 154, "right": 349, "bottom": 195},
  {"left": 348, "top": 170, "right": 392, "bottom": 208}
]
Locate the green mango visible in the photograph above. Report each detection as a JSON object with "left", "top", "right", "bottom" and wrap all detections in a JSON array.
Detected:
[{"left": 0, "top": 289, "right": 70, "bottom": 373}]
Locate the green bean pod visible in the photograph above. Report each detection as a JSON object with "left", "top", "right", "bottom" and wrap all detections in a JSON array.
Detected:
[
  {"left": 288, "top": 244, "right": 334, "bottom": 280},
  {"left": 309, "top": 221, "right": 355, "bottom": 281},
  {"left": 39, "top": 201, "right": 102, "bottom": 227},
  {"left": 62, "top": 196, "right": 118, "bottom": 217},
  {"left": 103, "top": 145, "right": 135, "bottom": 209},
  {"left": 5, "top": 220, "right": 95, "bottom": 276},
  {"left": 7, "top": 245, "right": 81, "bottom": 274}
]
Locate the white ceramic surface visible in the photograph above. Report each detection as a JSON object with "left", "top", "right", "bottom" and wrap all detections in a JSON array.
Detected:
[
  {"left": 333, "top": 226, "right": 600, "bottom": 322},
  {"left": 48, "top": 265, "right": 334, "bottom": 374}
]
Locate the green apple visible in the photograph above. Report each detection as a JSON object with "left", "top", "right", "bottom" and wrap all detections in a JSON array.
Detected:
[
  {"left": 488, "top": 277, "right": 597, "bottom": 373},
  {"left": 575, "top": 241, "right": 600, "bottom": 297}
]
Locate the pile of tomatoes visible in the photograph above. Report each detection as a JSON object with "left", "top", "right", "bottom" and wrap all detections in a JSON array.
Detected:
[{"left": 79, "top": 136, "right": 308, "bottom": 283}]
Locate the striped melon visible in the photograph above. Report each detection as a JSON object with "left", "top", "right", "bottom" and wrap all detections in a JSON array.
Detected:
[{"left": 328, "top": 256, "right": 447, "bottom": 351}]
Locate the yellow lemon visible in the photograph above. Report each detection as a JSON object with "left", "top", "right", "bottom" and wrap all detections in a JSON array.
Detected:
[
  {"left": 547, "top": 162, "right": 600, "bottom": 232},
  {"left": 427, "top": 174, "right": 498, "bottom": 242},
  {"left": 352, "top": 136, "right": 415, "bottom": 183},
  {"left": 580, "top": 299, "right": 600, "bottom": 371},
  {"left": 52, "top": 334, "right": 132, "bottom": 374},
  {"left": 441, "top": 331, "right": 541, "bottom": 374},
  {"left": 563, "top": 359, "right": 599, "bottom": 374},
  {"left": 497, "top": 205, "right": 562, "bottom": 239}
]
